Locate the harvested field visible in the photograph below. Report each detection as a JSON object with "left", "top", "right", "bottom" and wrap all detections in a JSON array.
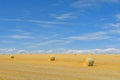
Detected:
[{"left": 0, "top": 54, "right": 120, "bottom": 80}]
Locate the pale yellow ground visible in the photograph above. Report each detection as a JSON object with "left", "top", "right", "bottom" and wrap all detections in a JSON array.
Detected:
[{"left": 0, "top": 54, "right": 120, "bottom": 80}]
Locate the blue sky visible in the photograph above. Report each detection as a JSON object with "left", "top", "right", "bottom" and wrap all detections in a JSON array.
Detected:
[{"left": 0, "top": 0, "right": 120, "bottom": 54}]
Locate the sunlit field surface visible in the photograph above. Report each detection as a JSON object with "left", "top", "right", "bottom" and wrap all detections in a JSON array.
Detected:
[{"left": 0, "top": 54, "right": 120, "bottom": 80}]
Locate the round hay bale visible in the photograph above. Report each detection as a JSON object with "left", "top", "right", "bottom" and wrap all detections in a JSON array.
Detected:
[
  {"left": 11, "top": 55, "right": 14, "bottom": 59},
  {"left": 48, "top": 55, "right": 55, "bottom": 61},
  {"left": 83, "top": 57, "right": 94, "bottom": 66},
  {"left": 74, "top": 54, "right": 77, "bottom": 56}
]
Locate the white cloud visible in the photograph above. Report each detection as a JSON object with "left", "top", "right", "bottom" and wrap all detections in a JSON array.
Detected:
[
  {"left": 38, "top": 40, "right": 60, "bottom": 46},
  {"left": 39, "top": 24, "right": 57, "bottom": 28},
  {"left": 0, "top": 48, "right": 54, "bottom": 54},
  {"left": 71, "top": 0, "right": 120, "bottom": 8},
  {"left": 52, "top": 13, "right": 76, "bottom": 20},
  {"left": 108, "top": 23, "right": 120, "bottom": 28},
  {"left": 1, "top": 40, "right": 15, "bottom": 44},
  {"left": 28, "top": 20, "right": 64, "bottom": 24},
  {"left": 72, "top": 0, "right": 96, "bottom": 7},
  {"left": 67, "top": 31, "right": 110, "bottom": 40},
  {"left": 67, "top": 29, "right": 120, "bottom": 41},
  {"left": 11, "top": 35, "right": 33, "bottom": 39},
  {"left": 102, "top": 0, "right": 120, "bottom": 3},
  {"left": 109, "top": 29, "right": 120, "bottom": 33},
  {"left": 0, "top": 18, "right": 23, "bottom": 21},
  {"left": 0, "top": 48, "right": 28, "bottom": 53},
  {"left": 12, "top": 29, "right": 31, "bottom": 35},
  {"left": 0, "top": 18, "right": 64, "bottom": 25},
  {"left": 27, "top": 40, "right": 71, "bottom": 48},
  {"left": 115, "top": 14, "right": 120, "bottom": 20},
  {"left": 13, "top": 29, "right": 25, "bottom": 32},
  {"left": 103, "top": 13, "right": 120, "bottom": 28},
  {"left": 66, "top": 48, "right": 120, "bottom": 54},
  {"left": 0, "top": 48, "right": 119, "bottom": 54},
  {"left": 31, "top": 50, "right": 54, "bottom": 53},
  {"left": 23, "top": 10, "right": 31, "bottom": 18}
]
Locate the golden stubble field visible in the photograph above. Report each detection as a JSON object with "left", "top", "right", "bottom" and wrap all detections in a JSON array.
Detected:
[{"left": 0, "top": 54, "right": 120, "bottom": 80}]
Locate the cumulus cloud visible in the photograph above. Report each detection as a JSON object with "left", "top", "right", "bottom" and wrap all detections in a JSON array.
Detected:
[
  {"left": 0, "top": 48, "right": 28, "bottom": 54},
  {"left": 0, "top": 48, "right": 119, "bottom": 54},
  {"left": 0, "top": 48, "right": 54, "bottom": 54}
]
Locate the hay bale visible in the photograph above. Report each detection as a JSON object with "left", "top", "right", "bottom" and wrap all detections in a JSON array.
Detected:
[
  {"left": 48, "top": 55, "right": 55, "bottom": 61},
  {"left": 11, "top": 55, "right": 14, "bottom": 59},
  {"left": 83, "top": 57, "right": 94, "bottom": 66},
  {"left": 74, "top": 54, "right": 77, "bottom": 56}
]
